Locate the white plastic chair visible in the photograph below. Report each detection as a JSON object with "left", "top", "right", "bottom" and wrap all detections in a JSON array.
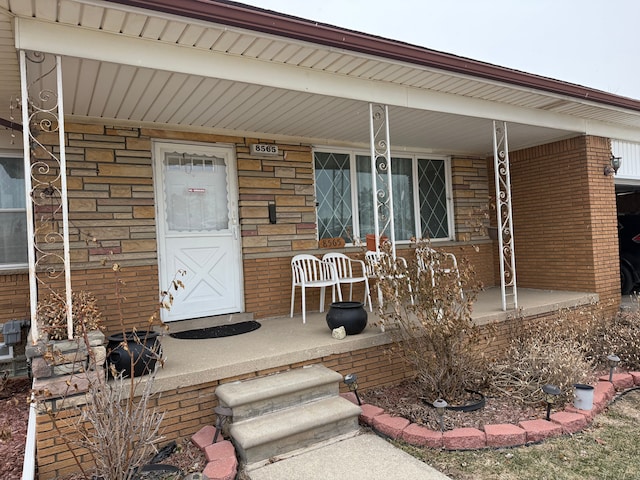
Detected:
[
  {"left": 290, "top": 254, "right": 342, "bottom": 323},
  {"left": 416, "top": 246, "right": 463, "bottom": 298},
  {"left": 364, "top": 251, "right": 412, "bottom": 306},
  {"left": 322, "top": 252, "right": 372, "bottom": 312}
]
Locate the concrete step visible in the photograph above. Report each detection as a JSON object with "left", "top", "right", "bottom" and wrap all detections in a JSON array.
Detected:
[
  {"left": 230, "top": 395, "right": 362, "bottom": 465},
  {"left": 216, "top": 364, "right": 343, "bottom": 421}
]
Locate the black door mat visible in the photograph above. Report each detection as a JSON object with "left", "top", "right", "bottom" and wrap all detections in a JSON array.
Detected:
[{"left": 169, "top": 320, "right": 261, "bottom": 339}]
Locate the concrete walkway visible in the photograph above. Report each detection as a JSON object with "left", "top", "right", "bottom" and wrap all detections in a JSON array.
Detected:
[{"left": 247, "top": 431, "right": 451, "bottom": 480}]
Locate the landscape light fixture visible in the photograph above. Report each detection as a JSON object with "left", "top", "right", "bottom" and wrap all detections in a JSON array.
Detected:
[
  {"left": 432, "top": 398, "right": 448, "bottom": 432},
  {"left": 607, "top": 354, "right": 620, "bottom": 383},
  {"left": 344, "top": 373, "right": 361, "bottom": 405},
  {"left": 542, "top": 384, "right": 561, "bottom": 421},
  {"left": 213, "top": 405, "right": 232, "bottom": 443}
]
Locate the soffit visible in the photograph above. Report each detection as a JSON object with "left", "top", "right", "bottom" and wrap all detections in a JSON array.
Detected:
[{"left": 1, "top": 0, "right": 640, "bottom": 153}]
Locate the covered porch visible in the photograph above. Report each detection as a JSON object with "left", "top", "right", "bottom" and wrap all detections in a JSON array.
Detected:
[
  {"left": 152, "top": 287, "right": 598, "bottom": 395},
  {"left": 0, "top": 0, "right": 628, "bottom": 341}
]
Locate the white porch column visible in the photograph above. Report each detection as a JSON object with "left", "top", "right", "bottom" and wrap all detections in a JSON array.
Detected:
[
  {"left": 492, "top": 120, "right": 518, "bottom": 310},
  {"left": 369, "top": 104, "right": 396, "bottom": 257},
  {"left": 19, "top": 51, "right": 73, "bottom": 341}
]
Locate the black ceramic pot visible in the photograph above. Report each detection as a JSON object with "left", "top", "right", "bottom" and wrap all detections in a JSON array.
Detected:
[
  {"left": 326, "top": 301, "right": 368, "bottom": 335},
  {"left": 107, "top": 330, "right": 161, "bottom": 378}
]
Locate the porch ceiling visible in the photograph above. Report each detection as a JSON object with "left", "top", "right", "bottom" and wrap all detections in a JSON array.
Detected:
[{"left": 2, "top": 0, "right": 640, "bottom": 153}]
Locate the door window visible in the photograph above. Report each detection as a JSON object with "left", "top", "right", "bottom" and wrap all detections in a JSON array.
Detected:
[{"left": 163, "top": 153, "right": 229, "bottom": 232}]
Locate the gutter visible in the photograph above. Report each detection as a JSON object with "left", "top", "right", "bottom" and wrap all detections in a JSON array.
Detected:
[{"left": 106, "top": 0, "right": 640, "bottom": 113}]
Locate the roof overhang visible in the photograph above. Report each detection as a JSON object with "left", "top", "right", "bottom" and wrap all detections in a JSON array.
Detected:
[{"left": 3, "top": 0, "right": 640, "bottom": 153}]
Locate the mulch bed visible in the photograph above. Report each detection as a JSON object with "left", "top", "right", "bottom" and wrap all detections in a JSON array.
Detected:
[
  {"left": 0, "top": 376, "right": 31, "bottom": 480},
  {"left": 361, "top": 379, "right": 542, "bottom": 431}
]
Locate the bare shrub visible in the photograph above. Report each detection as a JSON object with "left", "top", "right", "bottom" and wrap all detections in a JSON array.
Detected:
[
  {"left": 586, "top": 300, "right": 640, "bottom": 371},
  {"left": 34, "top": 265, "right": 185, "bottom": 480},
  {"left": 76, "top": 368, "right": 165, "bottom": 480},
  {"left": 37, "top": 291, "right": 103, "bottom": 340},
  {"left": 490, "top": 338, "right": 592, "bottom": 405},
  {"left": 490, "top": 308, "right": 597, "bottom": 405},
  {"left": 375, "top": 238, "right": 490, "bottom": 403}
]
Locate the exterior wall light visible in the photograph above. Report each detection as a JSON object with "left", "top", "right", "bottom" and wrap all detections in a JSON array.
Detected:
[
  {"left": 607, "top": 354, "right": 620, "bottom": 382},
  {"left": 344, "top": 373, "right": 361, "bottom": 405},
  {"left": 542, "top": 384, "right": 561, "bottom": 420},
  {"left": 432, "top": 398, "right": 448, "bottom": 432},
  {"left": 605, "top": 155, "right": 622, "bottom": 176}
]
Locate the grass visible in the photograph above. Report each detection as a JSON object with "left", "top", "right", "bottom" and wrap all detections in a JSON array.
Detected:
[{"left": 396, "top": 388, "right": 640, "bottom": 480}]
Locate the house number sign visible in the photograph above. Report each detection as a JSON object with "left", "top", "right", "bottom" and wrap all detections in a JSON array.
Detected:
[
  {"left": 319, "top": 237, "right": 346, "bottom": 249},
  {"left": 250, "top": 143, "right": 279, "bottom": 156}
]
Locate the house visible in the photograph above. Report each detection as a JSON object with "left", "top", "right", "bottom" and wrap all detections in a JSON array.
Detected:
[{"left": 1, "top": 0, "right": 639, "bottom": 477}]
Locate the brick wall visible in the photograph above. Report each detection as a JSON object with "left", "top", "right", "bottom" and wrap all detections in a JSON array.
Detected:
[
  {"left": 0, "top": 272, "right": 30, "bottom": 344},
  {"left": 40, "top": 265, "right": 161, "bottom": 335},
  {"left": 9, "top": 122, "right": 494, "bottom": 326},
  {"left": 0, "top": 272, "right": 29, "bottom": 323},
  {"left": 27, "top": 124, "right": 321, "bottom": 332},
  {"left": 490, "top": 136, "right": 619, "bottom": 309},
  {"left": 245, "top": 243, "right": 494, "bottom": 319},
  {"left": 35, "top": 341, "right": 412, "bottom": 479},
  {"left": 35, "top": 297, "right": 602, "bottom": 479}
]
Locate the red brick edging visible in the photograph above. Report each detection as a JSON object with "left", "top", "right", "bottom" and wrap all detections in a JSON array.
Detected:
[
  {"left": 191, "top": 425, "right": 238, "bottom": 480},
  {"left": 189, "top": 372, "right": 640, "bottom": 476},
  {"left": 344, "top": 372, "right": 640, "bottom": 450}
]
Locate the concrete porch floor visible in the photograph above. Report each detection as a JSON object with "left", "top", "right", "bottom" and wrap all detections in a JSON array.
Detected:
[{"left": 152, "top": 287, "right": 598, "bottom": 394}]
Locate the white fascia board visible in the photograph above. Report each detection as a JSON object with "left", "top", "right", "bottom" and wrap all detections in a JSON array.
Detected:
[
  {"left": 584, "top": 121, "right": 640, "bottom": 144},
  {"left": 15, "top": 17, "right": 640, "bottom": 140}
]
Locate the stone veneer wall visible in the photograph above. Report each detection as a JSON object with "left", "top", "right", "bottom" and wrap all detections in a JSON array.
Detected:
[
  {"left": 26, "top": 124, "right": 322, "bottom": 332},
  {"left": 451, "top": 156, "right": 491, "bottom": 243},
  {"left": 0, "top": 122, "right": 494, "bottom": 329}
]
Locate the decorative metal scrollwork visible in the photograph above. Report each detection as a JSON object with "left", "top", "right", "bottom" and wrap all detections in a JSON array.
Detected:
[
  {"left": 492, "top": 121, "right": 517, "bottom": 310},
  {"left": 23, "top": 53, "right": 66, "bottom": 277},
  {"left": 369, "top": 104, "right": 396, "bottom": 256},
  {"left": 20, "top": 50, "right": 73, "bottom": 340}
]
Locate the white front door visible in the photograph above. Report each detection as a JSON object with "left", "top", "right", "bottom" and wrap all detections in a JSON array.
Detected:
[{"left": 154, "top": 142, "right": 243, "bottom": 322}]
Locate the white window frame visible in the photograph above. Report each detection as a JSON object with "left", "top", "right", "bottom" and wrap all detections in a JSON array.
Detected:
[
  {"left": 313, "top": 146, "right": 455, "bottom": 244},
  {"left": 0, "top": 152, "right": 27, "bottom": 270}
]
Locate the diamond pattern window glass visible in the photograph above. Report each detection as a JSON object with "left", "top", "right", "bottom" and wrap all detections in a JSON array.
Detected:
[
  {"left": 391, "top": 157, "right": 415, "bottom": 241},
  {"left": 314, "top": 152, "right": 352, "bottom": 241},
  {"left": 355, "top": 155, "right": 373, "bottom": 238},
  {"left": 355, "top": 156, "right": 415, "bottom": 241},
  {"left": 418, "top": 159, "right": 449, "bottom": 239},
  {"left": 314, "top": 149, "right": 452, "bottom": 243}
]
